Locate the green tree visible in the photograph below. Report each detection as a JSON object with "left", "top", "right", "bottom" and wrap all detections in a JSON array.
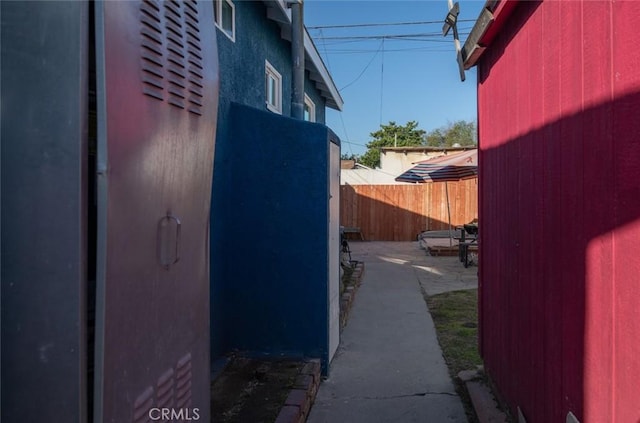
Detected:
[
  {"left": 341, "top": 153, "right": 359, "bottom": 160},
  {"left": 360, "top": 121, "right": 426, "bottom": 168},
  {"left": 425, "top": 120, "right": 477, "bottom": 147}
]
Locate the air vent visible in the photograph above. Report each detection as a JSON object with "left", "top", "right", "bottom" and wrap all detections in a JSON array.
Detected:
[
  {"left": 141, "top": 0, "right": 164, "bottom": 101},
  {"left": 133, "top": 386, "right": 154, "bottom": 423},
  {"left": 156, "top": 368, "right": 175, "bottom": 408},
  {"left": 175, "top": 353, "right": 193, "bottom": 408},
  {"left": 139, "top": 0, "right": 203, "bottom": 115},
  {"left": 184, "top": 0, "right": 204, "bottom": 115},
  {"left": 130, "top": 352, "right": 193, "bottom": 422}
]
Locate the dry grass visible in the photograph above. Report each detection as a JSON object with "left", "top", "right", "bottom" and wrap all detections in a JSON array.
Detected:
[{"left": 426, "top": 288, "right": 482, "bottom": 423}]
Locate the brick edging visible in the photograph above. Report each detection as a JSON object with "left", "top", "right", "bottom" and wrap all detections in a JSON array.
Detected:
[
  {"left": 339, "top": 262, "right": 365, "bottom": 331},
  {"left": 274, "top": 359, "right": 322, "bottom": 423}
]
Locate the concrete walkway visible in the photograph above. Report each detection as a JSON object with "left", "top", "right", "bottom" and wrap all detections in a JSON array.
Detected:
[{"left": 307, "top": 241, "right": 477, "bottom": 423}]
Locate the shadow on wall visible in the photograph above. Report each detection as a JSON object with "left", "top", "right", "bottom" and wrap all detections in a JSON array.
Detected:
[
  {"left": 478, "top": 84, "right": 640, "bottom": 422},
  {"left": 340, "top": 179, "right": 478, "bottom": 241}
]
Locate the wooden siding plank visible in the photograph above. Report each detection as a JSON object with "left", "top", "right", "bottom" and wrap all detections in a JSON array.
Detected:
[
  {"left": 540, "top": 2, "right": 565, "bottom": 421},
  {"left": 527, "top": 6, "right": 548, "bottom": 420},
  {"left": 559, "top": 2, "right": 586, "bottom": 418},
  {"left": 582, "top": 2, "right": 615, "bottom": 422},
  {"left": 611, "top": 2, "right": 640, "bottom": 422}
]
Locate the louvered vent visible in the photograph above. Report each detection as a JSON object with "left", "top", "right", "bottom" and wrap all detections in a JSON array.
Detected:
[
  {"left": 131, "top": 353, "right": 193, "bottom": 422},
  {"left": 184, "top": 0, "right": 204, "bottom": 116},
  {"left": 140, "top": 0, "right": 164, "bottom": 101},
  {"left": 139, "top": 0, "right": 203, "bottom": 115},
  {"left": 156, "top": 368, "right": 175, "bottom": 408},
  {"left": 132, "top": 386, "right": 154, "bottom": 423},
  {"left": 175, "top": 353, "right": 193, "bottom": 408}
]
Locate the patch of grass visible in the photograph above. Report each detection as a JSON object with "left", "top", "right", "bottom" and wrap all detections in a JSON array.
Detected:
[{"left": 426, "top": 288, "right": 482, "bottom": 423}]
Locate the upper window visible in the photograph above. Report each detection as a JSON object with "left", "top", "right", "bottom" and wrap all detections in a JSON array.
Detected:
[
  {"left": 214, "top": 0, "right": 235, "bottom": 42},
  {"left": 265, "top": 61, "right": 282, "bottom": 114},
  {"left": 303, "top": 94, "right": 316, "bottom": 122}
]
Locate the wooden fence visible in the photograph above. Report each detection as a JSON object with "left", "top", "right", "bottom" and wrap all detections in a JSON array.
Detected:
[{"left": 340, "top": 178, "right": 478, "bottom": 241}]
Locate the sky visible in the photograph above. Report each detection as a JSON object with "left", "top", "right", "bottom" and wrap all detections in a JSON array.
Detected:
[{"left": 303, "top": 0, "right": 486, "bottom": 157}]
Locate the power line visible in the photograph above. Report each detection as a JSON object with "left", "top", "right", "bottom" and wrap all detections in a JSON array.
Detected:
[
  {"left": 379, "top": 38, "right": 385, "bottom": 126},
  {"left": 341, "top": 140, "right": 370, "bottom": 148},
  {"left": 307, "top": 19, "right": 476, "bottom": 30},
  {"left": 323, "top": 48, "right": 452, "bottom": 54},
  {"left": 313, "top": 32, "right": 471, "bottom": 41},
  {"left": 338, "top": 40, "right": 385, "bottom": 92}
]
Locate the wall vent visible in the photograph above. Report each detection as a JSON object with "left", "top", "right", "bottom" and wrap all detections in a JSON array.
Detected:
[
  {"left": 139, "top": 0, "right": 203, "bottom": 115},
  {"left": 175, "top": 353, "right": 193, "bottom": 408},
  {"left": 131, "top": 352, "right": 193, "bottom": 422},
  {"left": 133, "top": 386, "right": 154, "bottom": 423}
]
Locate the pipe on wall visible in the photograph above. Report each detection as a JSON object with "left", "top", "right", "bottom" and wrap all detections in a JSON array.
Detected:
[{"left": 290, "top": 0, "right": 305, "bottom": 120}]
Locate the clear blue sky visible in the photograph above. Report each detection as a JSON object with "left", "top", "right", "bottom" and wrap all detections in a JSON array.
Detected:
[{"left": 304, "top": 0, "right": 485, "bottom": 156}]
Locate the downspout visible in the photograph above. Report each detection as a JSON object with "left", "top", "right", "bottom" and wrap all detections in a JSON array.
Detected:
[{"left": 289, "top": 0, "right": 305, "bottom": 119}]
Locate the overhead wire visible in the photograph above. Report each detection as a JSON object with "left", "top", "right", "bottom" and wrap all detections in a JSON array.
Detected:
[
  {"left": 338, "top": 40, "right": 385, "bottom": 92},
  {"left": 379, "top": 38, "right": 385, "bottom": 126},
  {"left": 310, "top": 18, "right": 472, "bottom": 157},
  {"left": 311, "top": 32, "right": 471, "bottom": 41},
  {"left": 319, "top": 27, "right": 355, "bottom": 158},
  {"left": 306, "top": 19, "right": 476, "bottom": 30}
]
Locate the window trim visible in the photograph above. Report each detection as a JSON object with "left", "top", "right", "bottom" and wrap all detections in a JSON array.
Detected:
[
  {"left": 265, "top": 60, "right": 282, "bottom": 114},
  {"left": 214, "top": 0, "right": 235, "bottom": 42},
  {"left": 303, "top": 93, "right": 316, "bottom": 122}
]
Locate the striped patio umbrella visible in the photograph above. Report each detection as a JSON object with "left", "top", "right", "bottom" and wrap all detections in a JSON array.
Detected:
[
  {"left": 395, "top": 149, "right": 477, "bottom": 183},
  {"left": 395, "top": 149, "right": 478, "bottom": 246}
]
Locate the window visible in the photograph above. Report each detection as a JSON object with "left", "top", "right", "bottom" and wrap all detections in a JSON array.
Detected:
[
  {"left": 265, "top": 61, "right": 282, "bottom": 114},
  {"left": 214, "top": 0, "right": 235, "bottom": 42},
  {"left": 303, "top": 94, "right": 316, "bottom": 122}
]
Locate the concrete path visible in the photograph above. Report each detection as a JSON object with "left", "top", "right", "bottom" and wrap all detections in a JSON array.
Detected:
[{"left": 307, "top": 241, "right": 477, "bottom": 423}]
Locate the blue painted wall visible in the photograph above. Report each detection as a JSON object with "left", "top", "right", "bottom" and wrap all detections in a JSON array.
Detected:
[
  {"left": 215, "top": 0, "right": 327, "bottom": 125},
  {"left": 305, "top": 71, "right": 326, "bottom": 123},
  {"left": 211, "top": 103, "right": 338, "bottom": 373},
  {"left": 211, "top": 1, "right": 334, "bottom": 364}
]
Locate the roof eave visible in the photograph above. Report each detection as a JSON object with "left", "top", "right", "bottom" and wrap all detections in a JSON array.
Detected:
[
  {"left": 461, "top": 0, "right": 519, "bottom": 70},
  {"left": 304, "top": 27, "right": 344, "bottom": 111},
  {"left": 262, "top": 0, "right": 344, "bottom": 111}
]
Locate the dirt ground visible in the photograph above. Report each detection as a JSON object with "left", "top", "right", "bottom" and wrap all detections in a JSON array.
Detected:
[{"left": 211, "top": 357, "right": 304, "bottom": 423}]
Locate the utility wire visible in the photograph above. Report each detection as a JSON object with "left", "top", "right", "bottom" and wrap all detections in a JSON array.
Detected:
[
  {"left": 307, "top": 19, "right": 476, "bottom": 30},
  {"left": 313, "top": 32, "right": 471, "bottom": 41},
  {"left": 379, "top": 38, "right": 385, "bottom": 126},
  {"left": 341, "top": 140, "right": 370, "bottom": 148},
  {"left": 319, "top": 28, "right": 357, "bottom": 158},
  {"left": 338, "top": 40, "right": 385, "bottom": 92}
]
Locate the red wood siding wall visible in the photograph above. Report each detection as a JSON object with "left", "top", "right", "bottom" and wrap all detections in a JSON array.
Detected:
[{"left": 477, "top": 1, "right": 640, "bottom": 422}]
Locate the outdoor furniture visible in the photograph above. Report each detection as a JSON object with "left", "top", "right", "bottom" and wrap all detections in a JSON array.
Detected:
[
  {"left": 457, "top": 224, "right": 478, "bottom": 267},
  {"left": 341, "top": 226, "right": 364, "bottom": 241},
  {"left": 395, "top": 149, "right": 478, "bottom": 248}
]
